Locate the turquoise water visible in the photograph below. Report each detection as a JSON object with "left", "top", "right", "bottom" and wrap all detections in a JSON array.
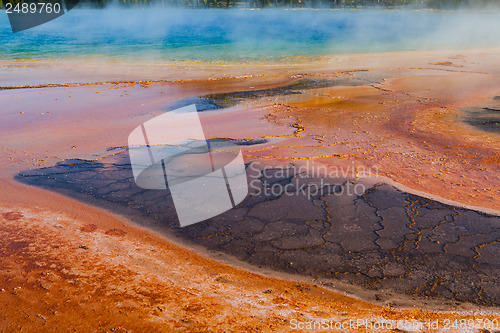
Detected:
[{"left": 1, "top": 8, "right": 500, "bottom": 62}]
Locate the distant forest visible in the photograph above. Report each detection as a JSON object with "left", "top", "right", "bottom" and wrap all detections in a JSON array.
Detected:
[{"left": 1, "top": 0, "right": 498, "bottom": 9}]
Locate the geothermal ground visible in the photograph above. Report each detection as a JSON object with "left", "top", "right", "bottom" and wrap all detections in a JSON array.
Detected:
[{"left": 0, "top": 50, "right": 499, "bottom": 332}]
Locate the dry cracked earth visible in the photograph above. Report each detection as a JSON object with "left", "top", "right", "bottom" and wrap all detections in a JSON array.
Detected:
[
  {"left": 17, "top": 150, "right": 500, "bottom": 308},
  {"left": 13, "top": 65, "right": 500, "bottom": 310}
]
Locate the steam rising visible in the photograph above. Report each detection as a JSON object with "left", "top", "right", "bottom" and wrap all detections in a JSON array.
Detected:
[{"left": 1, "top": 7, "right": 500, "bottom": 61}]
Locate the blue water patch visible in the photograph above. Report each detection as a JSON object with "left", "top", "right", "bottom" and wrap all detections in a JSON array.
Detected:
[{"left": 1, "top": 8, "right": 500, "bottom": 62}]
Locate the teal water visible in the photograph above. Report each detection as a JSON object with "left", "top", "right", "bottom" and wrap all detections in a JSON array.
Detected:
[{"left": 1, "top": 8, "right": 500, "bottom": 62}]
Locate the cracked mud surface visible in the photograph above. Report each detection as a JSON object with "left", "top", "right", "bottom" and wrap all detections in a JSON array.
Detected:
[
  {"left": 12, "top": 58, "right": 500, "bottom": 309},
  {"left": 17, "top": 152, "right": 500, "bottom": 307},
  {"left": 2, "top": 50, "right": 500, "bottom": 331}
]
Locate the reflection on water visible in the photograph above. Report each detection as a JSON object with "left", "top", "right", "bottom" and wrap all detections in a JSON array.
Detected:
[
  {"left": 462, "top": 97, "right": 500, "bottom": 135},
  {"left": 1, "top": 9, "right": 500, "bottom": 62}
]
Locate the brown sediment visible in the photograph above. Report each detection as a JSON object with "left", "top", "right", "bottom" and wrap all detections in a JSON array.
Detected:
[
  {"left": 429, "top": 61, "right": 465, "bottom": 68},
  {"left": 0, "top": 182, "right": 499, "bottom": 332},
  {"left": 234, "top": 64, "right": 500, "bottom": 213},
  {"left": 1, "top": 49, "right": 500, "bottom": 330},
  {"left": 79, "top": 223, "right": 97, "bottom": 232},
  {"left": 15, "top": 151, "right": 500, "bottom": 307}
]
